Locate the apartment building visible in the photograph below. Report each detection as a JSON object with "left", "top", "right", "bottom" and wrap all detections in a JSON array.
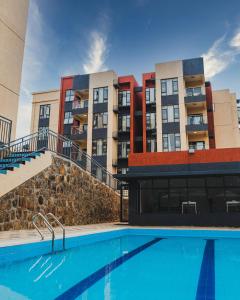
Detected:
[
  {"left": 0, "top": 0, "right": 29, "bottom": 144},
  {"left": 30, "top": 57, "right": 240, "bottom": 180},
  {"left": 30, "top": 89, "right": 60, "bottom": 134}
]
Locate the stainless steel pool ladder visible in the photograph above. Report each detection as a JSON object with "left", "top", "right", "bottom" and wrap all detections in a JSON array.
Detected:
[{"left": 32, "top": 212, "right": 65, "bottom": 253}]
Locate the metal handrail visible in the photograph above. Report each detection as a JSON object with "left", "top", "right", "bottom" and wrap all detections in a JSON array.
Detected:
[
  {"left": 32, "top": 213, "right": 55, "bottom": 253},
  {"left": 46, "top": 213, "right": 65, "bottom": 250},
  {"left": 0, "top": 129, "right": 120, "bottom": 191},
  {"left": 0, "top": 114, "right": 12, "bottom": 146}
]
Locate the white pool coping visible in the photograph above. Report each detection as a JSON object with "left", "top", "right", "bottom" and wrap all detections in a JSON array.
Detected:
[{"left": 1, "top": 223, "right": 240, "bottom": 248}]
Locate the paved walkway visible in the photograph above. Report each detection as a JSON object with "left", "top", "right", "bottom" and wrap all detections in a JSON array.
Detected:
[
  {"left": 1, "top": 223, "right": 240, "bottom": 248},
  {"left": 0, "top": 223, "right": 127, "bottom": 247}
]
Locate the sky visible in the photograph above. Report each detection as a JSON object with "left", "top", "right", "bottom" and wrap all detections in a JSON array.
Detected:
[{"left": 17, "top": 0, "right": 240, "bottom": 138}]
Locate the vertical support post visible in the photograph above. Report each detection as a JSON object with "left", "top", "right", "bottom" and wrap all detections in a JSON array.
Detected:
[{"left": 120, "top": 183, "right": 123, "bottom": 222}]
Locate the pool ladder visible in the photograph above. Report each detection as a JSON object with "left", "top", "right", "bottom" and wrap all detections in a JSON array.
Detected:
[{"left": 32, "top": 212, "right": 65, "bottom": 253}]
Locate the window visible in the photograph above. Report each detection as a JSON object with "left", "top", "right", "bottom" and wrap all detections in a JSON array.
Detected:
[
  {"left": 162, "top": 105, "right": 179, "bottom": 123},
  {"left": 117, "top": 168, "right": 129, "bottom": 175},
  {"left": 39, "top": 105, "right": 50, "bottom": 119},
  {"left": 237, "top": 107, "right": 240, "bottom": 123},
  {"left": 189, "top": 141, "right": 205, "bottom": 150},
  {"left": 186, "top": 87, "right": 202, "bottom": 97},
  {"left": 146, "top": 88, "right": 155, "bottom": 104},
  {"left": 187, "top": 114, "right": 203, "bottom": 125},
  {"left": 146, "top": 113, "right": 156, "bottom": 130},
  {"left": 92, "top": 139, "right": 107, "bottom": 156},
  {"left": 161, "top": 78, "right": 178, "bottom": 96},
  {"left": 38, "top": 126, "right": 48, "bottom": 140},
  {"left": 119, "top": 90, "right": 130, "bottom": 106},
  {"left": 93, "top": 112, "right": 108, "bottom": 129},
  {"left": 63, "top": 141, "right": 72, "bottom": 148},
  {"left": 147, "top": 138, "right": 157, "bottom": 152},
  {"left": 118, "top": 141, "right": 130, "bottom": 158},
  {"left": 119, "top": 114, "right": 130, "bottom": 131},
  {"left": 65, "top": 90, "right": 75, "bottom": 102},
  {"left": 93, "top": 87, "right": 108, "bottom": 104},
  {"left": 64, "top": 112, "right": 73, "bottom": 124},
  {"left": 162, "top": 133, "right": 181, "bottom": 151}
]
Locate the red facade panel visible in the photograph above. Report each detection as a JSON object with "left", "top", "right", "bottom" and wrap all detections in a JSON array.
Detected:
[
  {"left": 129, "top": 148, "right": 240, "bottom": 167},
  {"left": 58, "top": 76, "right": 73, "bottom": 135}
]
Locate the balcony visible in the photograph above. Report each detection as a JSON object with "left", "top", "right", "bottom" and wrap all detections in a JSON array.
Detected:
[
  {"left": 72, "top": 100, "right": 88, "bottom": 115},
  {"left": 71, "top": 125, "right": 88, "bottom": 140},
  {"left": 184, "top": 87, "right": 206, "bottom": 108},
  {"left": 186, "top": 115, "right": 208, "bottom": 134}
]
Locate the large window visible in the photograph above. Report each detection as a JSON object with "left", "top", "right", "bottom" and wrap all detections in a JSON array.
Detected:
[
  {"left": 189, "top": 141, "right": 205, "bottom": 150},
  {"left": 92, "top": 139, "right": 107, "bottom": 156},
  {"left": 39, "top": 105, "right": 50, "bottom": 119},
  {"left": 119, "top": 90, "right": 130, "bottom": 106},
  {"left": 146, "top": 88, "right": 155, "bottom": 104},
  {"left": 118, "top": 141, "right": 130, "bottom": 158},
  {"left": 187, "top": 114, "right": 204, "bottom": 125},
  {"left": 146, "top": 112, "right": 156, "bottom": 130},
  {"left": 147, "top": 138, "right": 157, "bottom": 152},
  {"left": 65, "top": 90, "right": 75, "bottom": 102},
  {"left": 93, "top": 87, "right": 108, "bottom": 104},
  {"left": 119, "top": 114, "right": 130, "bottom": 132},
  {"left": 161, "top": 78, "right": 178, "bottom": 96},
  {"left": 64, "top": 112, "right": 73, "bottom": 124},
  {"left": 162, "top": 105, "right": 179, "bottom": 123},
  {"left": 93, "top": 112, "right": 108, "bottom": 129},
  {"left": 139, "top": 176, "right": 240, "bottom": 215},
  {"left": 186, "top": 87, "right": 202, "bottom": 97},
  {"left": 163, "top": 133, "right": 181, "bottom": 151}
]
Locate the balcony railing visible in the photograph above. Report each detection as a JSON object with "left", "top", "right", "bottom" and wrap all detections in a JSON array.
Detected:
[
  {"left": 72, "top": 100, "right": 88, "bottom": 110},
  {"left": 71, "top": 125, "right": 88, "bottom": 135},
  {"left": 0, "top": 115, "right": 12, "bottom": 146}
]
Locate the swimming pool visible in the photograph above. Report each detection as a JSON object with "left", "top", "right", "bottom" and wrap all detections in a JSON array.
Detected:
[{"left": 0, "top": 228, "right": 240, "bottom": 299}]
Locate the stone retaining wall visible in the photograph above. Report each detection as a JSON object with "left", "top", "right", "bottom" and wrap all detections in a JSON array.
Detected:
[{"left": 0, "top": 155, "right": 120, "bottom": 231}]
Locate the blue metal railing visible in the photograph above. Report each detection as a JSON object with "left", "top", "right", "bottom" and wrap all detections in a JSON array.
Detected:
[{"left": 0, "top": 130, "right": 120, "bottom": 191}]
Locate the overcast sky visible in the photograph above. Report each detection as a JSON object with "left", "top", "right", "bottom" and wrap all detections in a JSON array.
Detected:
[{"left": 17, "top": 0, "right": 240, "bottom": 137}]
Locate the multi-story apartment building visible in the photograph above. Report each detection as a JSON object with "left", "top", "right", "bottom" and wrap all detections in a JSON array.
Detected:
[
  {"left": 30, "top": 57, "right": 240, "bottom": 180},
  {"left": 0, "top": 0, "right": 29, "bottom": 144},
  {"left": 30, "top": 89, "right": 60, "bottom": 134}
]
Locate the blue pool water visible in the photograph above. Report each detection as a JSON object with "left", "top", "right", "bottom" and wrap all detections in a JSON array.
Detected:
[{"left": 0, "top": 229, "right": 240, "bottom": 299}]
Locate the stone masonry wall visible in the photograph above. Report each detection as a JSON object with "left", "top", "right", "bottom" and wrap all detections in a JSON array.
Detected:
[{"left": 0, "top": 155, "right": 120, "bottom": 231}]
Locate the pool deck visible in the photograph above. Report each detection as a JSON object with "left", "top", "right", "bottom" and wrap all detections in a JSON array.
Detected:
[{"left": 0, "top": 223, "right": 240, "bottom": 247}]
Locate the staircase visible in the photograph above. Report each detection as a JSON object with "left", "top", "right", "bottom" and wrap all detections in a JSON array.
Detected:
[
  {"left": 0, "top": 130, "right": 119, "bottom": 193},
  {"left": 0, "top": 150, "right": 45, "bottom": 174}
]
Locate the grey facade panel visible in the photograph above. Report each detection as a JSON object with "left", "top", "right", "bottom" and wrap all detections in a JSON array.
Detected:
[
  {"left": 64, "top": 101, "right": 73, "bottom": 112},
  {"left": 162, "top": 122, "right": 180, "bottom": 134},
  {"left": 123, "top": 161, "right": 240, "bottom": 178},
  {"left": 186, "top": 123, "right": 208, "bottom": 132},
  {"left": 71, "top": 131, "right": 87, "bottom": 141},
  {"left": 63, "top": 124, "right": 72, "bottom": 135},
  {"left": 161, "top": 95, "right": 179, "bottom": 105},
  {"left": 134, "top": 86, "right": 142, "bottom": 92},
  {"left": 73, "top": 74, "right": 89, "bottom": 90},
  {"left": 93, "top": 155, "right": 107, "bottom": 167},
  {"left": 93, "top": 103, "right": 108, "bottom": 113},
  {"left": 183, "top": 57, "right": 204, "bottom": 76},
  {"left": 72, "top": 107, "right": 88, "bottom": 115},
  {"left": 92, "top": 128, "right": 107, "bottom": 139},
  {"left": 38, "top": 118, "right": 49, "bottom": 127},
  {"left": 184, "top": 94, "right": 206, "bottom": 104}
]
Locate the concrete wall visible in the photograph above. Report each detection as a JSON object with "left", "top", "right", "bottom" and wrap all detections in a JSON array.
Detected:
[
  {"left": 30, "top": 90, "right": 60, "bottom": 133},
  {"left": 0, "top": 155, "right": 120, "bottom": 231},
  {"left": 88, "top": 71, "right": 118, "bottom": 173},
  {"left": 213, "top": 89, "right": 240, "bottom": 148},
  {"left": 155, "top": 60, "right": 187, "bottom": 151},
  {"left": 0, "top": 0, "right": 29, "bottom": 139}
]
